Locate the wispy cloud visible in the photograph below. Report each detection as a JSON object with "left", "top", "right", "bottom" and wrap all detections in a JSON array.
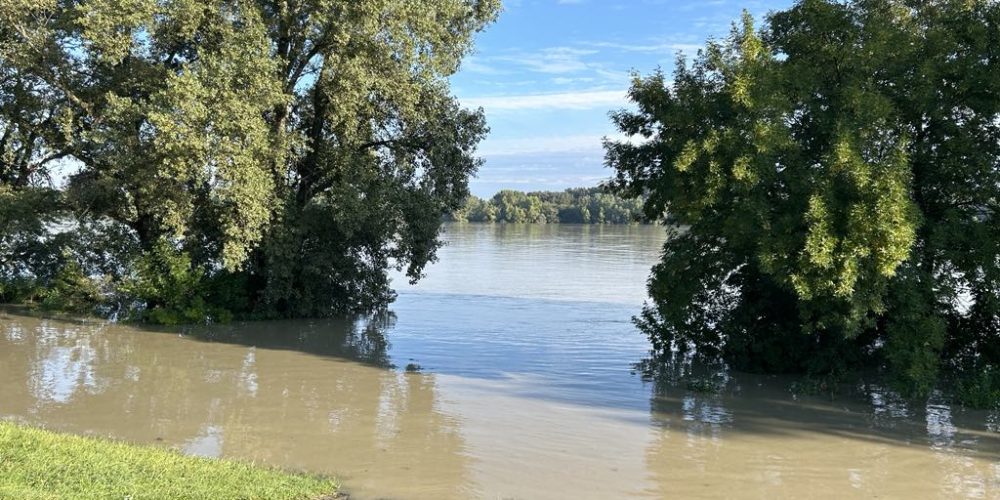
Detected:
[
  {"left": 494, "top": 47, "right": 600, "bottom": 74},
  {"left": 477, "top": 134, "right": 610, "bottom": 156},
  {"left": 585, "top": 41, "right": 704, "bottom": 54},
  {"left": 477, "top": 131, "right": 646, "bottom": 156},
  {"left": 447, "top": 0, "right": 794, "bottom": 195},
  {"left": 461, "top": 56, "right": 508, "bottom": 75},
  {"left": 457, "top": 41, "right": 684, "bottom": 93},
  {"left": 550, "top": 76, "right": 596, "bottom": 85},
  {"left": 474, "top": 175, "right": 607, "bottom": 185},
  {"left": 462, "top": 89, "right": 627, "bottom": 112}
]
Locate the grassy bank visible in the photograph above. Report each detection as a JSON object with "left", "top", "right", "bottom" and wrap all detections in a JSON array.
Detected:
[{"left": 0, "top": 421, "right": 338, "bottom": 499}]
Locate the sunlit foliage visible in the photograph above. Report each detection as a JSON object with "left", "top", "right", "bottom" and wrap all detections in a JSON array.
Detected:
[
  {"left": 0, "top": 0, "right": 499, "bottom": 321},
  {"left": 607, "top": 0, "right": 1000, "bottom": 404}
]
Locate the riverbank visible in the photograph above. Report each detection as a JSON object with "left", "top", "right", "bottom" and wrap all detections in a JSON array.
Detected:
[
  {"left": 0, "top": 421, "right": 338, "bottom": 499},
  {"left": 448, "top": 187, "right": 649, "bottom": 224}
]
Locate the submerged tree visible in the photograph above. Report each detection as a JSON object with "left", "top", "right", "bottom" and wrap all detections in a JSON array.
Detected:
[
  {"left": 0, "top": 0, "right": 499, "bottom": 321},
  {"left": 606, "top": 0, "right": 1000, "bottom": 402}
]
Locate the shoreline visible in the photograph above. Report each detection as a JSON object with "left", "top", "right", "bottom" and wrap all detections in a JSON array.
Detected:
[{"left": 0, "top": 420, "right": 340, "bottom": 500}]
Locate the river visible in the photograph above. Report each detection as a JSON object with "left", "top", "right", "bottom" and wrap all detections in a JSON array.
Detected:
[{"left": 2, "top": 223, "right": 999, "bottom": 498}]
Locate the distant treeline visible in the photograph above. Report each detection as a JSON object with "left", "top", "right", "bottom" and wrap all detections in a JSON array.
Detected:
[{"left": 448, "top": 187, "right": 648, "bottom": 224}]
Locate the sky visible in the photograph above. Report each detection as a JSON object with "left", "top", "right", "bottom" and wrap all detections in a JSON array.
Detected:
[{"left": 450, "top": 0, "right": 793, "bottom": 197}]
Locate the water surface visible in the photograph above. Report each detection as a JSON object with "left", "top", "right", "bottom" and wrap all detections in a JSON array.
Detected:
[{"left": 2, "top": 223, "right": 1000, "bottom": 499}]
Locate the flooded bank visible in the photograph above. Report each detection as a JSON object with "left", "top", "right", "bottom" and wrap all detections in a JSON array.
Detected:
[{"left": 2, "top": 224, "right": 999, "bottom": 499}]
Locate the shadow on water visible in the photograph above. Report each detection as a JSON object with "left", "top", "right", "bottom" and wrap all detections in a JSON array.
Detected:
[
  {"left": 0, "top": 306, "right": 474, "bottom": 500},
  {"left": 5, "top": 304, "right": 1000, "bottom": 469},
  {"left": 0, "top": 305, "right": 399, "bottom": 370},
  {"left": 175, "top": 312, "right": 397, "bottom": 369},
  {"left": 20, "top": 220, "right": 1000, "bottom": 497},
  {"left": 639, "top": 357, "right": 1000, "bottom": 460}
]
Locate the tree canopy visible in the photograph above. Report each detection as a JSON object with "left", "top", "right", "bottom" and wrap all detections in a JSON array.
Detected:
[
  {"left": 1, "top": 0, "right": 499, "bottom": 323},
  {"left": 607, "top": 0, "right": 1000, "bottom": 403}
]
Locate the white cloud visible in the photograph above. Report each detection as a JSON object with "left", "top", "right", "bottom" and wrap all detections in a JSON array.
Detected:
[
  {"left": 474, "top": 175, "right": 606, "bottom": 184},
  {"left": 460, "top": 56, "right": 507, "bottom": 75},
  {"left": 477, "top": 132, "right": 647, "bottom": 157},
  {"left": 494, "top": 47, "right": 600, "bottom": 74},
  {"left": 586, "top": 41, "right": 704, "bottom": 54},
  {"left": 551, "top": 76, "right": 596, "bottom": 85},
  {"left": 477, "top": 134, "right": 609, "bottom": 156},
  {"left": 462, "top": 89, "right": 628, "bottom": 111}
]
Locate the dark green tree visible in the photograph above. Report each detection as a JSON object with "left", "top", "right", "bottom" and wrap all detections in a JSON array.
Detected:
[
  {"left": 0, "top": 0, "right": 499, "bottom": 322},
  {"left": 607, "top": 0, "right": 1000, "bottom": 401}
]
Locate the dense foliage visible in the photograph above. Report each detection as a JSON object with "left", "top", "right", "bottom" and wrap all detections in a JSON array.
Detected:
[
  {"left": 607, "top": 0, "right": 1000, "bottom": 404},
  {"left": 448, "top": 187, "right": 648, "bottom": 224},
  {"left": 0, "top": 0, "right": 499, "bottom": 323}
]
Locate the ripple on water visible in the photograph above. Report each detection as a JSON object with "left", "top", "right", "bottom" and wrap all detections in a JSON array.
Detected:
[{"left": 3, "top": 224, "right": 1000, "bottom": 499}]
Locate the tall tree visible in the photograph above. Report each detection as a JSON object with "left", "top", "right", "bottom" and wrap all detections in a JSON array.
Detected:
[
  {"left": 607, "top": 0, "right": 1000, "bottom": 398},
  {"left": 0, "top": 0, "right": 499, "bottom": 321}
]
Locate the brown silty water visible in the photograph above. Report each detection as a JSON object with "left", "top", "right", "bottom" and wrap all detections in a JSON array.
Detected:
[{"left": 2, "top": 224, "right": 999, "bottom": 499}]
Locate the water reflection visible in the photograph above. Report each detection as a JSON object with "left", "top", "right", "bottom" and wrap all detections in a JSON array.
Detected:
[
  {"left": 644, "top": 374, "right": 1000, "bottom": 498},
  {"left": 0, "top": 310, "right": 471, "bottom": 499},
  {"left": 4, "top": 223, "right": 1000, "bottom": 499},
  {"left": 182, "top": 311, "right": 396, "bottom": 368},
  {"left": 31, "top": 327, "right": 102, "bottom": 404},
  {"left": 7, "top": 308, "right": 1000, "bottom": 499},
  {"left": 413, "top": 223, "right": 662, "bottom": 305}
]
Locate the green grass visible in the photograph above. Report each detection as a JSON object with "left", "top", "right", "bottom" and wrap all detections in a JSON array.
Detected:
[{"left": 0, "top": 421, "right": 338, "bottom": 500}]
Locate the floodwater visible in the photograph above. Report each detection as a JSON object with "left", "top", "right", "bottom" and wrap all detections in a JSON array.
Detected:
[{"left": 2, "top": 223, "right": 1000, "bottom": 499}]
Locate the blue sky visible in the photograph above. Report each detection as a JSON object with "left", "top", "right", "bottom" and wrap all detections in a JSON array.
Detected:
[{"left": 451, "top": 0, "right": 793, "bottom": 197}]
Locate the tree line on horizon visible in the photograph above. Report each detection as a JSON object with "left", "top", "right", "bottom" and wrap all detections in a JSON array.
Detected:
[
  {"left": 446, "top": 187, "right": 649, "bottom": 224},
  {"left": 2, "top": 0, "right": 1000, "bottom": 408}
]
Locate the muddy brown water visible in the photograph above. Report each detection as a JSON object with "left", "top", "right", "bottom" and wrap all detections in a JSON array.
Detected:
[{"left": 2, "top": 223, "right": 1000, "bottom": 499}]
